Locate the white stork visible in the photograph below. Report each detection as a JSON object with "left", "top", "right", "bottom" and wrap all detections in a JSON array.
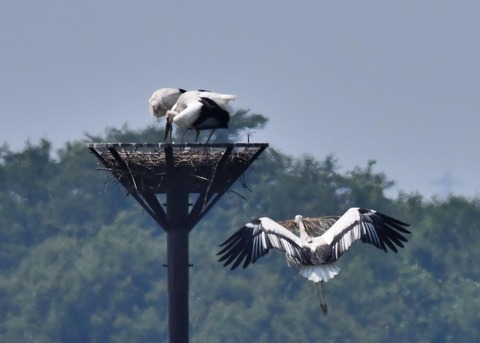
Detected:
[
  {"left": 217, "top": 207, "right": 410, "bottom": 315},
  {"left": 148, "top": 88, "right": 186, "bottom": 120},
  {"left": 165, "top": 90, "right": 236, "bottom": 143}
]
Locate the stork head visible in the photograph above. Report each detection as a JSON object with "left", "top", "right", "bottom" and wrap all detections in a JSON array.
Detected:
[
  {"left": 149, "top": 102, "right": 157, "bottom": 116},
  {"left": 149, "top": 104, "right": 163, "bottom": 123},
  {"left": 148, "top": 91, "right": 161, "bottom": 116},
  {"left": 294, "top": 215, "right": 303, "bottom": 224},
  {"left": 165, "top": 110, "right": 176, "bottom": 123}
]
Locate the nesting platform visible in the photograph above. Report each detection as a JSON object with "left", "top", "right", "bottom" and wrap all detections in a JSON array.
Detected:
[
  {"left": 87, "top": 142, "right": 268, "bottom": 231},
  {"left": 87, "top": 142, "right": 268, "bottom": 342}
]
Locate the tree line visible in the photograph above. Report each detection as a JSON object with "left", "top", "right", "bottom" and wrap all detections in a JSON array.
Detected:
[{"left": 0, "top": 112, "right": 479, "bottom": 342}]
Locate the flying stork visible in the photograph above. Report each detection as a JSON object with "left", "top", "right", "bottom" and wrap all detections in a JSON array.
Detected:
[
  {"left": 148, "top": 88, "right": 186, "bottom": 120},
  {"left": 165, "top": 90, "right": 236, "bottom": 143},
  {"left": 217, "top": 207, "right": 410, "bottom": 315}
]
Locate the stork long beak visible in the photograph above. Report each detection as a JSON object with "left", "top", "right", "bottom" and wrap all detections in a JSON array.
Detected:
[{"left": 164, "top": 121, "right": 172, "bottom": 142}]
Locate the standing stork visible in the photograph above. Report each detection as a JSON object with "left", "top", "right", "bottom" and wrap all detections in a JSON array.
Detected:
[
  {"left": 217, "top": 207, "right": 410, "bottom": 315},
  {"left": 148, "top": 88, "right": 186, "bottom": 120},
  {"left": 165, "top": 90, "right": 236, "bottom": 143}
]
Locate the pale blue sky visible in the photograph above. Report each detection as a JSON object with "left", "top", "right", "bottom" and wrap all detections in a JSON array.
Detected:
[{"left": 1, "top": 1, "right": 479, "bottom": 198}]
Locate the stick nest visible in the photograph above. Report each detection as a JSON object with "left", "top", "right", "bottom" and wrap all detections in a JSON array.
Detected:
[{"left": 97, "top": 147, "right": 259, "bottom": 193}]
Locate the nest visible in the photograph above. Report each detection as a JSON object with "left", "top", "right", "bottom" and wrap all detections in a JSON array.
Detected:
[{"left": 88, "top": 143, "right": 268, "bottom": 194}]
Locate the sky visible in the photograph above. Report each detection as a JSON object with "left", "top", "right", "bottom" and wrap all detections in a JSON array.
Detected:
[{"left": 1, "top": 1, "right": 479, "bottom": 199}]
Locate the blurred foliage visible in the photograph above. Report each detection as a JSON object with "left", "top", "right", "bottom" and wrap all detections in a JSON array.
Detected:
[{"left": 0, "top": 110, "right": 479, "bottom": 342}]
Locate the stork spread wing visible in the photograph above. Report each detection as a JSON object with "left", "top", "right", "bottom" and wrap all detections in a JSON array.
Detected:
[
  {"left": 280, "top": 216, "right": 340, "bottom": 237},
  {"left": 217, "top": 217, "right": 307, "bottom": 270},
  {"left": 317, "top": 208, "right": 410, "bottom": 261}
]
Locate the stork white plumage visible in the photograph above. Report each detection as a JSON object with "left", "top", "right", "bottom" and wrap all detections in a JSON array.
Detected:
[
  {"left": 180, "top": 90, "right": 236, "bottom": 109},
  {"left": 217, "top": 207, "right": 410, "bottom": 315},
  {"left": 165, "top": 90, "right": 236, "bottom": 143},
  {"left": 148, "top": 88, "right": 186, "bottom": 120}
]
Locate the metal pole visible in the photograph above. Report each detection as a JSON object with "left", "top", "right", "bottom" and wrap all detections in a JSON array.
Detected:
[{"left": 166, "top": 190, "right": 190, "bottom": 343}]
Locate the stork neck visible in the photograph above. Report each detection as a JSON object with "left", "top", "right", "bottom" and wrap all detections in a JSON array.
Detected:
[
  {"left": 166, "top": 110, "right": 177, "bottom": 123},
  {"left": 298, "top": 219, "right": 308, "bottom": 241}
]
